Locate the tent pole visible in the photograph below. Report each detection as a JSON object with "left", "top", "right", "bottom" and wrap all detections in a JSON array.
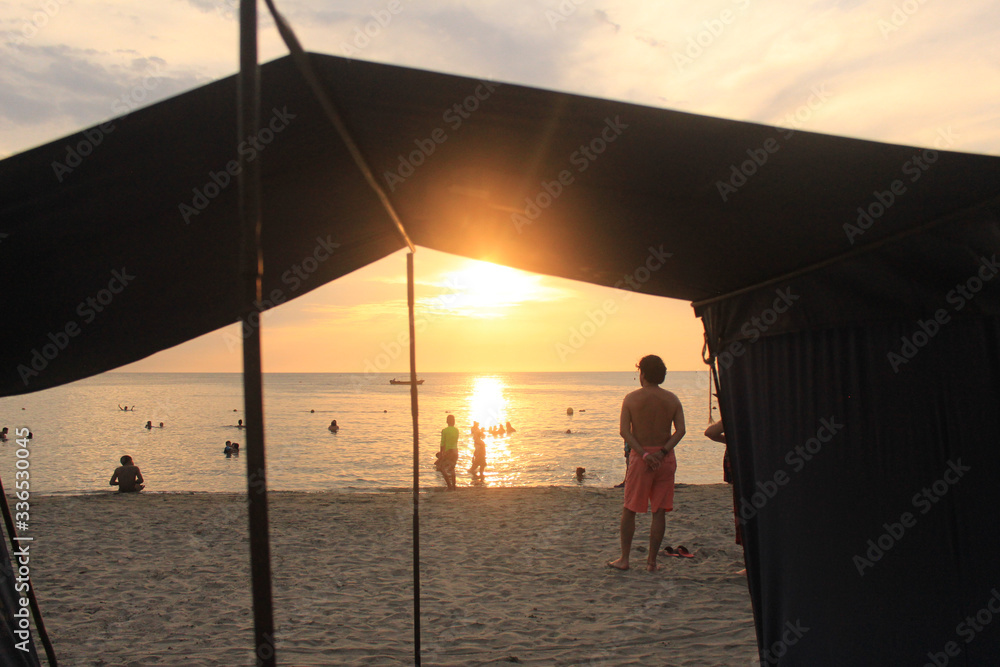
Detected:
[
  {"left": 407, "top": 252, "right": 422, "bottom": 666},
  {"left": 239, "top": 1, "right": 276, "bottom": 666}
]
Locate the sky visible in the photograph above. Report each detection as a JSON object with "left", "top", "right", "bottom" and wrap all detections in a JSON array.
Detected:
[{"left": 2, "top": 0, "right": 998, "bottom": 373}]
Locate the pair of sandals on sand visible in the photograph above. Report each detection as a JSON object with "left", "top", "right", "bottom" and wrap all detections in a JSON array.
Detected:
[{"left": 661, "top": 546, "right": 695, "bottom": 559}]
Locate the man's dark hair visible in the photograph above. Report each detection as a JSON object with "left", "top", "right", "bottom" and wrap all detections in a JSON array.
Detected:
[
  {"left": 120, "top": 455, "right": 133, "bottom": 465},
  {"left": 637, "top": 355, "right": 667, "bottom": 385}
]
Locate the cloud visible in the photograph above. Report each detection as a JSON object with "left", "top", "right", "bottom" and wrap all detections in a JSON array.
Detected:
[{"left": 0, "top": 41, "right": 206, "bottom": 148}]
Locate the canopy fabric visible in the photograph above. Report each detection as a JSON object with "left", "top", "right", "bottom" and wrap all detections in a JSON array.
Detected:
[{"left": 3, "top": 53, "right": 1000, "bottom": 396}]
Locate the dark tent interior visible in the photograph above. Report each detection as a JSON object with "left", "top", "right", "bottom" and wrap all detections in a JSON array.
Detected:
[{"left": 2, "top": 52, "right": 1000, "bottom": 665}]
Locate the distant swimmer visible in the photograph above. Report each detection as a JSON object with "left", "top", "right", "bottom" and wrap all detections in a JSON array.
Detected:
[
  {"left": 110, "top": 455, "right": 145, "bottom": 493},
  {"left": 565, "top": 429, "right": 572, "bottom": 434},
  {"left": 0, "top": 427, "right": 7, "bottom": 442},
  {"left": 232, "top": 442, "right": 240, "bottom": 454},
  {"left": 576, "top": 467, "right": 586, "bottom": 482},
  {"left": 145, "top": 421, "right": 153, "bottom": 430},
  {"left": 329, "top": 420, "right": 339, "bottom": 432},
  {"left": 310, "top": 409, "right": 315, "bottom": 413},
  {"left": 567, "top": 407, "right": 574, "bottom": 415},
  {"left": 224, "top": 441, "right": 233, "bottom": 455},
  {"left": 505, "top": 421, "right": 516, "bottom": 433},
  {"left": 159, "top": 422, "right": 164, "bottom": 428},
  {"left": 237, "top": 419, "right": 244, "bottom": 429}
]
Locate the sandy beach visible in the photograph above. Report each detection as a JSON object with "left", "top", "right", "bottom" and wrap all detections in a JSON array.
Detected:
[{"left": 22, "top": 484, "right": 756, "bottom": 666}]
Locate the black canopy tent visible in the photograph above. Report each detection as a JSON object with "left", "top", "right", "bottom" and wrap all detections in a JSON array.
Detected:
[{"left": 2, "top": 48, "right": 1000, "bottom": 664}]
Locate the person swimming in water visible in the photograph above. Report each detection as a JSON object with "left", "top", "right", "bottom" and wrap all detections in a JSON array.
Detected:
[
  {"left": 505, "top": 421, "right": 516, "bottom": 433},
  {"left": 145, "top": 421, "right": 153, "bottom": 430},
  {"left": 224, "top": 441, "right": 233, "bottom": 455},
  {"left": 329, "top": 420, "right": 339, "bottom": 432},
  {"left": 237, "top": 419, "right": 244, "bottom": 429}
]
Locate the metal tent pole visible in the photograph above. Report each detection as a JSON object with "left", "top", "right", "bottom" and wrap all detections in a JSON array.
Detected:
[
  {"left": 239, "top": 1, "right": 276, "bottom": 665},
  {"left": 407, "top": 252, "right": 422, "bottom": 666}
]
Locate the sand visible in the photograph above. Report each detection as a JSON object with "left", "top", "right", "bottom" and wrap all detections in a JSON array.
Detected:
[{"left": 21, "top": 484, "right": 757, "bottom": 666}]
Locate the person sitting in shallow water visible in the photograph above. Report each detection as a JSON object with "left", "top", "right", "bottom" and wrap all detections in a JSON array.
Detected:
[{"left": 110, "top": 455, "right": 145, "bottom": 493}]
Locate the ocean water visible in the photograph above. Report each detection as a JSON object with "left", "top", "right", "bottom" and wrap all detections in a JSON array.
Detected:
[{"left": 0, "top": 371, "right": 724, "bottom": 494}]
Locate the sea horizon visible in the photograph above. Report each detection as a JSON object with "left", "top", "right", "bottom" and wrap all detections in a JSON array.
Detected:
[{"left": 1, "top": 370, "right": 725, "bottom": 494}]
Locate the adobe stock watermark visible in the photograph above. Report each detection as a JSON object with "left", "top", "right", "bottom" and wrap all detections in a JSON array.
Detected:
[
  {"left": 714, "top": 287, "right": 799, "bottom": 369},
  {"left": 717, "top": 84, "right": 832, "bottom": 202},
  {"left": 9, "top": 0, "right": 71, "bottom": 46},
  {"left": 180, "top": 106, "right": 296, "bottom": 224},
  {"left": 887, "top": 254, "right": 999, "bottom": 373},
  {"left": 756, "top": 620, "right": 810, "bottom": 665},
  {"left": 545, "top": 0, "right": 586, "bottom": 30},
  {"left": 922, "top": 587, "right": 1000, "bottom": 667},
  {"left": 673, "top": 0, "right": 752, "bottom": 72},
  {"left": 222, "top": 236, "right": 340, "bottom": 351},
  {"left": 382, "top": 80, "right": 501, "bottom": 192},
  {"left": 16, "top": 268, "right": 135, "bottom": 386},
  {"left": 843, "top": 128, "right": 957, "bottom": 245},
  {"left": 852, "top": 458, "right": 970, "bottom": 576},
  {"left": 737, "top": 416, "right": 843, "bottom": 521},
  {"left": 877, "top": 0, "right": 932, "bottom": 39},
  {"left": 51, "top": 63, "right": 164, "bottom": 183},
  {"left": 555, "top": 245, "right": 672, "bottom": 361},
  {"left": 512, "top": 116, "right": 628, "bottom": 232},
  {"left": 360, "top": 274, "right": 468, "bottom": 375},
  {"left": 339, "top": 0, "right": 412, "bottom": 57}
]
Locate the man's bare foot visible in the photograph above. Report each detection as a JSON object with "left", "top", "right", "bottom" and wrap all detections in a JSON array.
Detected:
[
  {"left": 606, "top": 558, "right": 629, "bottom": 571},
  {"left": 646, "top": 561, "right": 658, "bottom": 572}
]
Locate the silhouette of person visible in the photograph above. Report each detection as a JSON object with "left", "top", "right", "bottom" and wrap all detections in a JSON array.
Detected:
[{"left": 110, "top": 455, "right": 145, "bottom": 493}]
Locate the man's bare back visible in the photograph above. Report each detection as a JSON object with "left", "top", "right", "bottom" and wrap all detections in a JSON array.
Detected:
[{"left": 621, "top": 385, "right": 683, "bottom": 452}]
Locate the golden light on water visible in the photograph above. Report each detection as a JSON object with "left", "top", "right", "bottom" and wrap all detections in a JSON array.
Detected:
[
  {"left": 468, "top": 376, "right": 507, "bottom": 427},
  {"left": 466, "top": 375, "right": 519, "bottom": 485}
]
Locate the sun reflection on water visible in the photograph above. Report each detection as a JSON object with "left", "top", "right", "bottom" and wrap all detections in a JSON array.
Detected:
[{"left": 466, "top": 376, "right": 520, "bottom": 486}]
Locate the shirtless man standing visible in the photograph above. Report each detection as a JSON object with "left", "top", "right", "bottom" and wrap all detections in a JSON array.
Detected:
[{"left": 608, "top": 355, "right": 685, "bottom": 572}]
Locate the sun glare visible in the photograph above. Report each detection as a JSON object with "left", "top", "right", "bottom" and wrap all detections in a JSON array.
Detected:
[
  {"left": 466, "top": 375, "right": 516, "bottom": 482},
  {"left": 429, "top": 260, "right": 544, "bottom": 317}
]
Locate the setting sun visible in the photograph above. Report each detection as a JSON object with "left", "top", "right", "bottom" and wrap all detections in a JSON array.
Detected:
[{"left": 428, "top": 260, "right": 554, "bottom": 318}]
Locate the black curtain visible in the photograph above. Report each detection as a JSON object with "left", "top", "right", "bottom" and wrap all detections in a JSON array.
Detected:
[{"left": 715, "top": 316, "right": 1000, "bottom": 665}]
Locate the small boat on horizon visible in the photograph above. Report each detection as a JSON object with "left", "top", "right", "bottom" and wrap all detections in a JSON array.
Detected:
[{"left": 389, "top": 378, "right": 425, "bottom": 385}]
